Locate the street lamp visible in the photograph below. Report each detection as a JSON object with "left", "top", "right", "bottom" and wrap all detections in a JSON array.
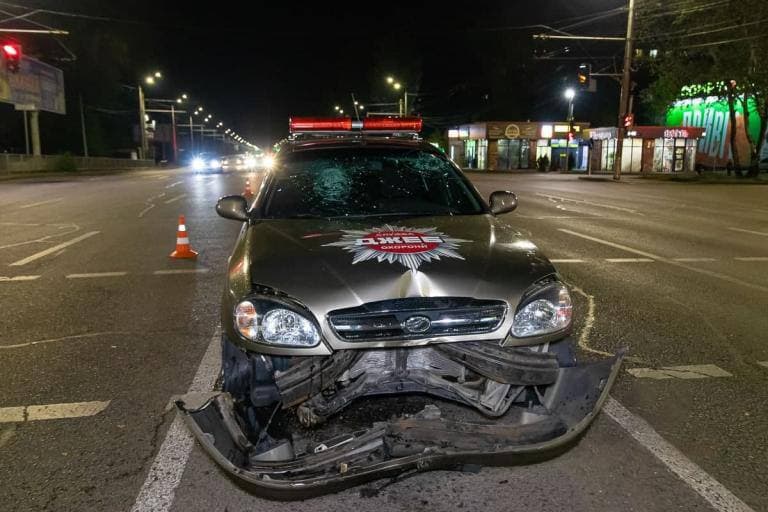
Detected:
[
  {"left": 138, "top": 71, "right": 162, "bottom": 160},
  {"left": 334, "top": 105, "right": 340, "bottom": 111},
  {"left": 386, "top": 76, "right": 394, "bottom": 84},
  {"left": 564, "top": 88, "right": 576, "bottom": 172}
]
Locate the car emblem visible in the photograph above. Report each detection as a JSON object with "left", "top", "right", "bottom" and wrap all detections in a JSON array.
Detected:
[
  {"left": 403, "top": 315, "right": 431, "bottom": 334},
  {"left": 322, "top": 225, "right": 471, "bottom": 272}
]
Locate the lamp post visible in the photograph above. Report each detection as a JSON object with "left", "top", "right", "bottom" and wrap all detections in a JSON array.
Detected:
[
  {"left": 138, "top": 72, "right": 161, "bottom": 160},
  {"left": 564, "top": 88, "right": 576, "bottom": 173},
  {"left": 386, "top": 76, "right": 413, "bottom": 116}
]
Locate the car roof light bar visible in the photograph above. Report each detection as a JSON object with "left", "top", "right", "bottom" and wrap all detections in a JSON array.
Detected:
[{"left": 289, "top": 117, "right": 422, "bottom": 134}]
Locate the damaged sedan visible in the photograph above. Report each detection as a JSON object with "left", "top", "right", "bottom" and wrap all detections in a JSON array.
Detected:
[{"left": 178, "top": 117, "right": 623, "bottom": 499}]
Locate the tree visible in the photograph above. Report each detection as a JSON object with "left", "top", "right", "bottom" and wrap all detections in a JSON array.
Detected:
[{"left": 638, "top": 0, "right": 768, "bottom": 176}]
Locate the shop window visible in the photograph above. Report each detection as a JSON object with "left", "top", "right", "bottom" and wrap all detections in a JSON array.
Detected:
[
  {"left": 464, "top": 140, "right": 478, "bottom": 169},
  {"left": 621, "top": 138, "right": 643, "bottom": 174},
  {"left": 478, "top": 139, "right": 488, "bottom": 170}
]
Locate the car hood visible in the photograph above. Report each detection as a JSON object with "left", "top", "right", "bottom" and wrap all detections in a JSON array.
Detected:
[{"left": 245, "top": 214, "right": 556, "bottom": 351}]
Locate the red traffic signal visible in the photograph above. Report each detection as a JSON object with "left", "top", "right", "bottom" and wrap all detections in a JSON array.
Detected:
[
  {"left": 2, "top": 43, "right": 21, "bottom": 73},
  {"left": 622, "top": 113, "right": 635, "bottom": 128}
]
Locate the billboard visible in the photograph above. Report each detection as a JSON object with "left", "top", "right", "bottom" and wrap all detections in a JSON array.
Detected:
[
  {"left": 667, "top": 95, "right": 768, "bottom": 167},
  {"left": 0, "top": 56, "right": 66, "bottom": 115}
]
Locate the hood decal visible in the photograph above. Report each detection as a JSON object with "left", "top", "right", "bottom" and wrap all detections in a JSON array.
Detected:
[{"left": 322, "top": 225, "right": 470, "bottom": 272}]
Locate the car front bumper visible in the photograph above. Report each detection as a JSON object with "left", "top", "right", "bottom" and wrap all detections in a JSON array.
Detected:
[{"left": 176, "top": 351, "right": 623, "bottom": 500}]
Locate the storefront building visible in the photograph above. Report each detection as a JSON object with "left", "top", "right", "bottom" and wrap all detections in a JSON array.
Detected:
[
  {"left": 447, "top": 121, "right": 590, "bottom": 171},
  {"left": 585, "top": 126, "right": 705, "bottom": 174}
]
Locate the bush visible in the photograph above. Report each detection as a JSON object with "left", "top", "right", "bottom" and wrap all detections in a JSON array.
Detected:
[{"left": 49, "top": 152, "right": 78, "bottom": 173}]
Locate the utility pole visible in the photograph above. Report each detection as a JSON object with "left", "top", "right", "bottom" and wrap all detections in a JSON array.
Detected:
[
  {"left": 170, "top": 103, "right": 178, "bottom": 163},
  {"left": 613, "top": 0, "right": 636, "bottom": 181},
  {"left": 79, "top": 94, "right": 89, "bottom": 157},
  {"left": 23, "top": 111, "right": 29, "bottom": 155},
  {"left": 138, "top": 84, "right": 148, "bottom": 159},
  {"left": 29, "top": 110, "right": 41, "bottom": 156}
]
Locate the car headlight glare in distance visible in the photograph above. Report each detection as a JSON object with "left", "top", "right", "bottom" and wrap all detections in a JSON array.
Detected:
[
  {"left": 244, "top": 156, "right": 256, "bottom": 168},
  {"left": 191, "top": 157, "right": 205, "bottom": 170},
  {"left": 209, "top": 159, "right": 222, "bottom": 168},
  {"left": 511, "top": 282, "right": 572, "bottom": 337}
]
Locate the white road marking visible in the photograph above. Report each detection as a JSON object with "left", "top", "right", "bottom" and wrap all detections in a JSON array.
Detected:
[
  {"left": 19, "top": 197, "right": 63, "bottom": 209},
  {"left": 606, "top": 257, "right": 655, "bottom": 263},
  {"left": 0, "top": 222, "right": 81, "bottom": 250},
  {"left": 604, "top": 398, "right": 755, "bottom": 512},
  {"left": 137, "top": 204, "right": 155, "bottom": 218},
  {"left": 536, "top": 192, "right": 641, "bottom": 214},
  {"left": 66, "top": 272, "right": 128, "bottom": 279},
  {"left": 131, "top": 330, "right": 221, "bottom": 512},
  {"left": 558, "top": 228, "right": 768, "bottom": 293},
  {"left": 734, "top": 257, "right": 768, "bottom": 262},
  {"left": 0, "top": 275, "right": 40, "bottom": 282},
  {"left": 672, "top": 258, "right": 717, "bottom": 262},
  {"left": 627, "top": 364, "right": 733, "bottom": 380},
  {"left": 164, "top": 180, "right": 183, "bottom": 189},
  {"left": 550, "top": 258, "right": 585, "bottom": 263},
  {"left": 0, "top": 331, "right": 131, "bottom": 350},
  {"left": 0, "top": 401, "right": 110, "bottom": 423},
  {"left": 758, "top": 361, "right": 768, "bottom": 369},
  {"left": 153, "top": 269, "right": 209, "bottom": 275},
  {"left": 164, "top": 194, "right": 187, "bottom": 204},
  {"left": 728, "top": 227, "right": 768, "bottom": 237},
  {"left": 9, "top": 231, "right": 100, "bottom": 267}
]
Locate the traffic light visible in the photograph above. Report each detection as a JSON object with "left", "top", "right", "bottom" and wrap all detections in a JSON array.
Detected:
[
  {"left": 577, "top": 63, "right": 591, "bottom": 89},
  {"left": 2, "top": 43, "right": 21, "bottom": 73},
  {"left": 622, "top": 113, "right": 635, "bottom": 128}
]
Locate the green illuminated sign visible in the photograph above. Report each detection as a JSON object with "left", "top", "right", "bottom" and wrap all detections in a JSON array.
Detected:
[{"left": 666, "top": 96, "right": 761, "bottom": 159}]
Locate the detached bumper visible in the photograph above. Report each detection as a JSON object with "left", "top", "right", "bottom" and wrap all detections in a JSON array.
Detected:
[{"left": 176, "top": 353, "right": 623, "bottom": 500}]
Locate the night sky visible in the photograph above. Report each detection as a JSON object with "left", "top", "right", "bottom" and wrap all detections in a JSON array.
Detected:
[{"left": 1, "top": 0, "right": 629, "bottom": 151}]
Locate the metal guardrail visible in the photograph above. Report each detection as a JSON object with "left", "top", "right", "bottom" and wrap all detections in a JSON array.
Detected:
[{"left": 0, "top": 154, "right": 156, "bottom": 173}]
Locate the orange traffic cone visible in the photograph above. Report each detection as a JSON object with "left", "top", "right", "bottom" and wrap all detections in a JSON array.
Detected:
[
  {"left": 169, "top": 214, "right": 198, "bottom": 259},
  {"left": 244, "top": 179, "right": 253, "bottom": 198}
]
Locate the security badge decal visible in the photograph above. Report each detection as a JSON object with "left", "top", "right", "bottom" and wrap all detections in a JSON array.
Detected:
[{"left": 323, "top": 225, "right": 470, "bottom": 271}]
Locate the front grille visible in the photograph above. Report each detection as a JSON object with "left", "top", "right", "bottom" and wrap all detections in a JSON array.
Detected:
[{"left": 327, "top": 297, "right": 507, "bottom": 341}]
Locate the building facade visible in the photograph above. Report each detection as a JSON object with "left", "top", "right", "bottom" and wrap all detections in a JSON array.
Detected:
[
  {"left": 447, "top": 121, "right": 590, "bottom": 171},
  {"left": 585, "top": 126, "right": 705, "bottom": 174}
]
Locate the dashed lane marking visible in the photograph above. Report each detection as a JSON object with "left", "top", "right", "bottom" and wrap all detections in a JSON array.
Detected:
[
  {"left": 164, "top": 194, "right": 187, "bottom": 204},
  {"left": 728, "top": 227, "right": 768, "bottom": 237},
  {"left": 734, "top": 257, "right": 768, "bottom": 262},
  {"left": 164, "top": 180, "right": 183, "bottom": 189},
  {"left": 152, "top": 269, "right": 209, "bottom": 275},
  {"left": 558, "top": 229, "right": 768, "bottom": 293},
  {"left": 606, "top": 257, "right": 655, "bottom": 263},
  {"left": 627, "top": 364, "right": 733, "bottom": 380},
  {"left": 604, "top": 398, "right": 755, "bottom": 512},
  {"left": 66, "top": 272, "right": 128, "bottom": 279},
  {"left": 0, "top": 275, "right": 40, "bottom": 282},
  {"left": 0, "top": 401, "right": 110, "bottom": 423},
  {"left": 19, "top": 197, "right": 63, "bottom": 209},
  {"left": 758, "top": 361, "right": 768, "bottom": 369},
  {"left": 9, "top": 231, "right": 100, "bottom": 267},
  {"left": 672, "top": 258, "right": 717, "bottom": 262},
  {"left": 550, "top": 258, "right": 585, "bottom": 263},
  {"left": 536, "top": 193, "right": 642, "bottom": 214},
  {"left": 131, "top": 330, "right": 221, "bottom": 512}
]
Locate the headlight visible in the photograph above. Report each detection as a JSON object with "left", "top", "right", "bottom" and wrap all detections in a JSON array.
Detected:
[
  {"left": 263, "top": 155, "right": 275, "bottom": 169},
  {"left": 511, "top": 280, "right": 572, "bottom": 337},
  {"left": 191, "top": 157, "right": 205, "bottom": 170},
  {"left": 244, "top": 156, "right": 256, "bottom": 167},
  {"left": 209, "top": 159, "right": 222, "bottom": 168},
  {"left": 234, "top": 299, "right": 320, "bottom": 347}
]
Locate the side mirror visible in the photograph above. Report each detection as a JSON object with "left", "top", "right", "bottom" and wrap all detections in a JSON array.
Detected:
[
  {"left": 489, "top": 191, "right": 518, "bottom": 215},
  {"left": 216, "top": 195, "right": 249, "bottom": 222}
]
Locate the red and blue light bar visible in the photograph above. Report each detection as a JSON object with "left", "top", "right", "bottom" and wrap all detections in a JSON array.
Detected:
[{"left": 289, "top": 117, "right": 422, "bottom": 134}]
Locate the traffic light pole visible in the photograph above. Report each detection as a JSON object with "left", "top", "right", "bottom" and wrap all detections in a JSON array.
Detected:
[
  {"left": 612, "top": 0, "right": 636, "bottom": 181},
  {"left": 566, "top": 99, "right": 575, "bottom": 173}
]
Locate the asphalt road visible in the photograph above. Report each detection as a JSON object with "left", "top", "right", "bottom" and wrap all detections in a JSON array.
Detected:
[{"left": 0, "top": 169, "right": 765, "bottom": 512}]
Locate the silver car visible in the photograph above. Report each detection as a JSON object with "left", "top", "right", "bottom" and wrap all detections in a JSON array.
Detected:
[{"left": 178, "top": 134, "right": 623, "bottom": 499}]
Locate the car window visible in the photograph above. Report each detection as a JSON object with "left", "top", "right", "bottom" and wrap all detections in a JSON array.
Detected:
[{"left": 263, "top": 147, "right": 485, "bottom": 218}]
